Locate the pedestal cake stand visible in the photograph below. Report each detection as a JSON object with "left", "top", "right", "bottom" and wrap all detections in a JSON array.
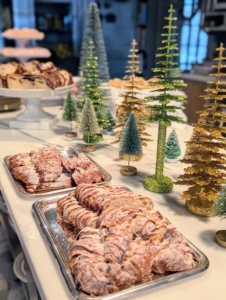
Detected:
[{"left": 0, "top": 84, "right": 74, "bottom": 130}]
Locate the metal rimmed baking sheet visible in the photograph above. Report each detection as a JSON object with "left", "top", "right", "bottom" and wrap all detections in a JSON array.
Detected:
[
  {"left": 32, "top": 188, "right": 209, "bottom": 300},
  {"left": 4, "top": 147, "right": 112, "bottom": 198}
]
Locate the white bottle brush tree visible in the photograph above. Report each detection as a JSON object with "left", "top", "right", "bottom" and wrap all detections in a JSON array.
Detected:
[
  {"left": 79, "top": 98, "right": 99, "bottom": 152},
  {"left": 119, "top": 112, "right": 143, "bottom": 176},
  {"left": 62, "top": 91, "right": 78, "bottom": 135}
]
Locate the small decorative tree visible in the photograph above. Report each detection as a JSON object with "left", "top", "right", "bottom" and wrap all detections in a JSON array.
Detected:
[
  {"left": 62, "top": 91, "right": 78, "bottom": 137},
  {"left": 103, "top": 109, "right": 116, "bottom": 133},
  {"left": 165, "top": 129, "right": 181, "bottom": 162},
  {"left": 112, "top": 39, "right": 152, "bottom": 160},
  {"left": 143, "top": 5, "right": 187, "bottom": 193},
  {"left": 79, "top": 39, "right": 109, "bottom": 137},
  {"left": 119, "top": 112, "right": 143, "bottom": 176},
  {"left": 79, "top": 98, "right": 99, "bottom": 152},
  {"left": 176, "top": 43, "right": 226, "bottom": 217},
  {"left": 79, "top": 2, "right": 110, "bottom": 82},
  {"left": 213, "top": 184, "right": 226, "bottom": 248}
]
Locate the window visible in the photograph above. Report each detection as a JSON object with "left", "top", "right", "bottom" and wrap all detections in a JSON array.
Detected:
[{"left": 180, "top": 0, "right": 208, "bottom": 70}]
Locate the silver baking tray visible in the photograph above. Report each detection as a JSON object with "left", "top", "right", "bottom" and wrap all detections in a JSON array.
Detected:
[
  {"left": 32, "top": 188, "right": 209, "bottom": 300},
  {"left": 4, "top": 147, "right": 112, "bottom": 198}
]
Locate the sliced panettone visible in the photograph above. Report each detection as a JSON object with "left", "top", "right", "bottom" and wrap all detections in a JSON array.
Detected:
[
  {"left": 0, "top": 62, "right": 19, "bottom": 75},
  {"left": 60, "top": 70, "right": 73, "bottom": 86}
]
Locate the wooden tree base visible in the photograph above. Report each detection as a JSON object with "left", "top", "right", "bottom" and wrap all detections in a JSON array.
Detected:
[
  {"left": 120, "top": 166, "right": 137, "bottom": 176},
  {"left": 81, "top": 145, "right": 96, "bottom": 152},
  {"left": 65, "top": 131, "right": 77, "bottom": 138},
  {"left": 119, "top": 152, "right": 143, "bottom": 161},
  {"left": 215, "top": 230, "right": 226, "bottom": 248}
]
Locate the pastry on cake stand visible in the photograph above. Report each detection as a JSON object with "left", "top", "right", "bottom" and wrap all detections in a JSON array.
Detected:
[{"left": 0, "top": 84, "right": 74, "bottom": 130}]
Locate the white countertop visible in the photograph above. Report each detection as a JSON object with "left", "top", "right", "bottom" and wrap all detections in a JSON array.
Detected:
[{"left": 0, "top": 105, "right": 225, "bottom": 300}]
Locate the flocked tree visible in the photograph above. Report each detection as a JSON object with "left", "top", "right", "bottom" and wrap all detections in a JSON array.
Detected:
[
  {"left": 143, "top": 5, "right": 187, "bottom": 193},
  {"left": 103, "top": 109, "right": 116, "bottom": 132},
  {"left": 119, "top": 112, "right": 143, "bottom": 175},
  {"left": 165, "top": 129, "right": 181, "bottom": 161},
  {"left": 79, "top": 39, "right": 109, "bottom": 131},
  {"left": 62, "top": 91, "right": 78, "bottom": 132},
  {"left": 79, "top": 98, "right": 99, "bottom": 152},
  {"left": 213, "top": 184, "right": 226, "bottom": 219},
  {"left": 176, "top": 43, "right": 226, "bottom": 217},
  {"left": 113, "top": 39, "right": 152, "bottom": 148},
  {"left": 79, "top": 2, "right": 110, "bottom": 82}
]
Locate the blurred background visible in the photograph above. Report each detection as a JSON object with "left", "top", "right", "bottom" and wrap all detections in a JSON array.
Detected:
[{"left": 0, "top": 0, "right": 225, "bottom": 122}]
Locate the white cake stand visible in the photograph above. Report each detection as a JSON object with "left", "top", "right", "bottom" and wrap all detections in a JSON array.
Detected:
[{"left": 0, "top": 84, "right": 74, "bottom": 130}]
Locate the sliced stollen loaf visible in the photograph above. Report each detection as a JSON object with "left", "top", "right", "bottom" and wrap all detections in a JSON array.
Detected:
[{"left": 6, "top": 74, "right": 54, "bottom": 89}]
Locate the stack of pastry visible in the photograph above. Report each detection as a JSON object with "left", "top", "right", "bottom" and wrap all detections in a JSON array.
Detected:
[
  {"left": 57, "top": 184, "right": 199, "bottom": 296},
  {"left": 9, "top": 146, "right": 105, "bottom": 193},
  {"left": 0, "top": 60, "right": 73, "bottom": 90}
]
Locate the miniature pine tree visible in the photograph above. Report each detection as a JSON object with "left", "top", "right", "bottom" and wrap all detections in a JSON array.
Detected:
[
  {"left": 62, "top": 91, "right": 78, "bottom": 131},
  {"left": 103, "top": 109, "right": 116, "bottom": 132},
  {"left": 113, "top": 39, "right": 152, "bottom": 147},
  {"left": 143, "top": 5, "right": 187, "bottom": 193},
  {"left": 176, "top": 43, "right": 226, "bottom": 217},
  {"left": 79, "top": 98, "right": 99, "bottom": 146},
  {"left": 79, "top": 39, "right": 109, "bottom": 129},
  {"left": 79, "top": 2, "right": 110, "bottom": 82},
  {"left": 120, "top": 112, "right": 142, "bottom": 172},
  {"left": 212, "top": 184, "right": 226, "bottom": 219},
  {"left": 165, "top": 129, "right": 181, "bottom": 160}
]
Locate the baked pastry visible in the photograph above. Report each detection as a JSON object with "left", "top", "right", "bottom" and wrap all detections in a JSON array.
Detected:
[
  {"left": 9, "top": 146, "right": 105, "bottom": 193},
  {"left": 0, "top": 60, "right": 73, "bottom": 90},
  {"left": 56, "top": 184, "right": 199, "bottom": 297}
]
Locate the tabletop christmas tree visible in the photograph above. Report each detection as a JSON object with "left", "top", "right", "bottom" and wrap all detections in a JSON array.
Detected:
[
  {"left": 79, "top": 98, "right": 99, "bottom": 152},
  {"left": 165, "top": 129, "right": 181, "bottom": 162},
  {"left": 79, "top": 2, "right": 110, "bottom": 82},
  {"left": 176, "top": 43, "right": 226, "bottom": 217},
  {"left": 113, "top": 39, "right": 152, "bottom": 160},
  {"left": 62, "top": 91, "right": 78, "bottom": 137},
  {"left": 143, "top": 5, "right": 186, "bottom": 193},
  {"left": 79, "top": 39, "right": 109, "bottom": 142},
  {"left": 103, "top": 108, "right": 116, "bottom": 133},
  {"left": 213, "top": 184, "right": 226, "bottom": 248},
  {"left": 119, "top": 112, "right": 143, "bottom": 176}
]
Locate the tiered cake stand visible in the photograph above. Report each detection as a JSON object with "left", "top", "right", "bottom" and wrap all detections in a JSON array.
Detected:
[
  {"left": 0, "top": 84, "right": 74, "bottom": 130},
  {"left": 1, "top": 28, "right": 50, "bottom": 63}
]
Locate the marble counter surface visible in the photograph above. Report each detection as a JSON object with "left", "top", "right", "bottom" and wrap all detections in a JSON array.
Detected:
[{"left": 0, "top": 105, "right": 225, "bottom": 300}]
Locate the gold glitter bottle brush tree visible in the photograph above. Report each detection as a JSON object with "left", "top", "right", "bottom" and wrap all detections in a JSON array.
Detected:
[
  {"left": 143, "top": 5, "right": 187, "bottom": 193},
  {"left": 112, "top": 39, "right": 152, "bottom": 161},
  {"left": 176, "top": 43, "right": 226, "bottom": 217}
]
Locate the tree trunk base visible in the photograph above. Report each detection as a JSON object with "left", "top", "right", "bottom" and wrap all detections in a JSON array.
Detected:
[
  {"left": 120, "top": 166, "right": 137, "bottom": 176},
  {"left": 215, "top": 230, "right": 226, "bottom": 248},
  {"left": 185, "top": 199, "right": 216, "bottom": 217},
  {"left": 143, "top": 175, "right": 173, "bottom": 193},
  {"left": 119, "top": 152, "right": 143, "bottom": 161},
  {"left": 81, "top": 145, "right": 96, "bottom": 153},
  {"left": 65, "top": 131, "right": 78, "bottom": 138}
]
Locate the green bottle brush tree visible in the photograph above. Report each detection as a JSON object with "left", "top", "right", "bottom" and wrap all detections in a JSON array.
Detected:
[
  {"left": 143, "top": 5, "right": 186, "bottom": 193},
  {"left": 79, "top": 39, "right": 109, "bottom": 143},
  {"left": 119, "top": 112, "right": 143, "bottom": 176},
  {"left": 165, "top": 129, "right": 181, "bottom": 162},
  {"left": 62, "top": 91, "right": 78, "bottom": 137}
]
